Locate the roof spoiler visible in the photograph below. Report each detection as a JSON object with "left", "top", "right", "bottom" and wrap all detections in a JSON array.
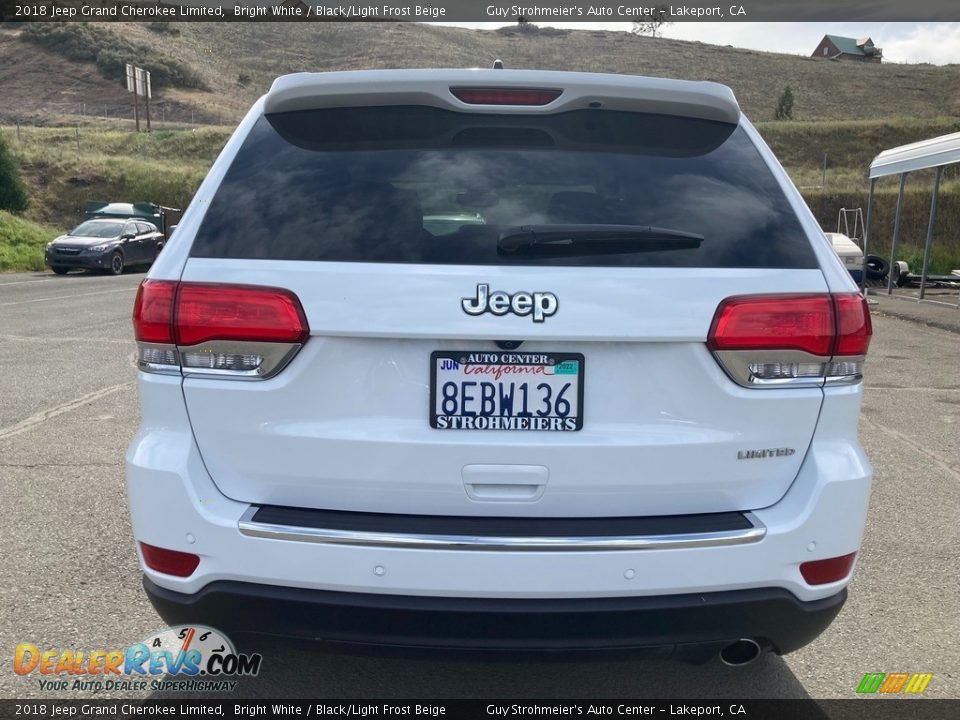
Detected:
[{"left": 263, "top": 69, "right": 741, "bottom": 125}]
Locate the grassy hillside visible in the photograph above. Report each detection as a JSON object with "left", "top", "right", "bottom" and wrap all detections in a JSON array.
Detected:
[
  {"left": 7, "top": 127, "right": 218, "bottom": 227},
  {"left": 2, "top": 22, "right": 959, "bottom": 126},
  {"left": 0, "top": 211, "right": 60, "bottom": 272}
]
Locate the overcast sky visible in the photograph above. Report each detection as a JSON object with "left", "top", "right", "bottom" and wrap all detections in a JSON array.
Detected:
[{"left": 434, "top": 22, "right": 960, "bottom": 65}]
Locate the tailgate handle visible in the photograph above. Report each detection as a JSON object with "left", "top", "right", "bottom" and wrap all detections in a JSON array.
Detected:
[{"left": 462, "top": 464, "right": 548, "bottom": 502}]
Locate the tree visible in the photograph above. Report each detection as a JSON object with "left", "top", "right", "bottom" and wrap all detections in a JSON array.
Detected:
[
  {"left": 775, "top": 86, "right": 795, "bottom": 120},
  {"left": 631, "top": 8, "right": 671, "bottom": 38},
  {"left": 0, "top": 132, "right": 28, "bottom": 213}
]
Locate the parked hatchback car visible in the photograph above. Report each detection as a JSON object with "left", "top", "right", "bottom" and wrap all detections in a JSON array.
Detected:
[
  {"left": 46, "top": 218, "right": 164, "bottom": 275},
  {"left": 128, "top": 70, "right": 873, "bottom": 664}
]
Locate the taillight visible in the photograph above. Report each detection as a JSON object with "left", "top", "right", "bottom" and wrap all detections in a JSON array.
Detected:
[
  {"left": 139, "top": 542, "right": 200, "bottom": 577},
  {"left": 133, "top": 280, "right": 176, "bottom": 344},
  {"left": 833, "top": 293, "right": 872, "bottom": 356},
  {"left": 708, "top": 293, "right": 871, "bottom": 388},
  {"left": 132, "top": 281, "right": 309, "bottom": 380},
  {"left": 708, "top": 295, "right": 834, "bottom": 356},
  {"left": 800, "top": 552, "right": 857, "bottom": 585},
  {"left": 450, "top": 87, "right": 562, "bottom": 106},
  {"left": 175, "top": 284, "right": 308, "bottom": 346}
]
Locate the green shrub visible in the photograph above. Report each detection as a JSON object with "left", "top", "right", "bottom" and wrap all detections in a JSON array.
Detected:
[
  {"left": 893, "top": 244, "right": 960, "bottom": 276},
  {"left": 0, "top": 133, "right": 29, "bottom": 213},
  {"left": 775, "top": 86, "right": 794, "bottom": 121}
]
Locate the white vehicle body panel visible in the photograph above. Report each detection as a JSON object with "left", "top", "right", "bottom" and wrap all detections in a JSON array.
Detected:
[{"left": 179, "top": 260, "right": 828, "bottom": 516}]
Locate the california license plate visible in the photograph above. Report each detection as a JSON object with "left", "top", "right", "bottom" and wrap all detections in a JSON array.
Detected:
[{"left": 430, "top": 351, "right": 584, "bottom": 431}]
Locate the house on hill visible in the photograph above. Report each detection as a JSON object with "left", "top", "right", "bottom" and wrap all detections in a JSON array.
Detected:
[{"left": 812, "top": 35, "right": 883, "bottom": 63}]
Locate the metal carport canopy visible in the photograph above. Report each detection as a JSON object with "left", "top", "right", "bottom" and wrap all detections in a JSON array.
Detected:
[
  {"left": 869, "top": 131, "right": 960, "bottom": 178},
  {"left": 863, "top": 129, "right": 960, "bottom": 302}
]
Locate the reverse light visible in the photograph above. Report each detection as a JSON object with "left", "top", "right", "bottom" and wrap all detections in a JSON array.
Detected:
[
  {"left": 746, "top": 361, "right": 825, "bottom": 382},
  {"left": 450, "top": 87, "right": 562, "bottom": 106},
  {"left": 132, "top": 280, "right": 309, "bottom": 380},
  {"left": 708, "top": 293, "right": 872, "bottom": 388},
  {"left": 139, "top": 542, "right": 200, "bottom": 577},
  {"left": 800, "top": 552, "right": 857, "bottom": 585}
]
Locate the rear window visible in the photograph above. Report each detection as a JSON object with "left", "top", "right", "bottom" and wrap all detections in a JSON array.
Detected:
[{"left": 190, "top": 106, "right": 816, "bottom": 268}]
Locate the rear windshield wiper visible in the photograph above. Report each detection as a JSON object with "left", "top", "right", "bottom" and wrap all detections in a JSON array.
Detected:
[{"left": 497, "top": 224, "right": 704, "bottom": 255}]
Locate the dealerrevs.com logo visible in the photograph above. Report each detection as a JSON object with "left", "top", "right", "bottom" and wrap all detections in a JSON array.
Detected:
[{"left": 14, "top": 625, "right": 261, "bottom": 693}]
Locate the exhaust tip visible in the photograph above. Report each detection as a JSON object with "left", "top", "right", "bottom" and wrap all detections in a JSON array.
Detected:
[{"left": 719, "top": 638, "right": 762, "bottom": 667}]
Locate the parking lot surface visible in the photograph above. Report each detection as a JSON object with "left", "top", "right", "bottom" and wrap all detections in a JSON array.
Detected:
[{"left": 1, "top": 270, "right": 957, "bottom": 700}]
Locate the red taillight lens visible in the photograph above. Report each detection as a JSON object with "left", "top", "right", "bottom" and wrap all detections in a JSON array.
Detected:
[
  {"left": 133, "top": 280, "right": 177, "bottom": 344},
  {"left": 833, "top": 293, "right": 872, "bottom": 356},
  {"left": 708, "top": 295, "right": 835, "bottom": 356},
  {"left": 174, "top": 283, "right": 308, "bottom": 346},
  {"left": 139, "top": 542, "right": 200, "bottom": 577},
  {"left": 450, "top": 87, "right": 562, "bottom": 106},
  {"left": 800, "top": 552, "right": 857, "bottom": 585},
  {"left": 133, "top": 281, "right": 309, "bottom": 378}
]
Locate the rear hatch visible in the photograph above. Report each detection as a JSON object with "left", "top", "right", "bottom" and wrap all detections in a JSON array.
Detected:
[{"left": 175, "top": 73, "right": 827, "bottom": 517}]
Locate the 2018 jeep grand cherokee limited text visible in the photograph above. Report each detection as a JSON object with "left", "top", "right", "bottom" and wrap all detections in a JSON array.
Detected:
[{"left": 126, "top": 70, "right": 872, "bottom": 664}]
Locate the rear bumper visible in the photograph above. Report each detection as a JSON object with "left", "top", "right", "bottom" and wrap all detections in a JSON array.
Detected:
[
  {"left": 128, "top": 374, "right": 871, "bottom": 660},
  {"left": 143, "top": 577, "right": 846, "bottom": 658}
]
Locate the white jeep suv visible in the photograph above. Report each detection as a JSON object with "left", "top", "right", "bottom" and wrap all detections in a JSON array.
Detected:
[{"left": 127, "top": 70, "right": 873, "bottom": 665}]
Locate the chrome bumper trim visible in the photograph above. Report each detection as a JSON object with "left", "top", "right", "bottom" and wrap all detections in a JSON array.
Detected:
[{"left": 238, "top": 508, "right": 767, "bottom": 552}]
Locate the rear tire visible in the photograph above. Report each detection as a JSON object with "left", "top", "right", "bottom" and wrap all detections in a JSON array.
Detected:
[
  {"left": 108, "top": 251, "right": 125, "bottom": 276},
  {"left": 51, "top": 266, "right": 69, "bottom": 275}
]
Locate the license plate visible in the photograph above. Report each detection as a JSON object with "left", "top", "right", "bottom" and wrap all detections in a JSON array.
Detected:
[{"left": 430, "top": 351, "right": 584, "bottom": 431}]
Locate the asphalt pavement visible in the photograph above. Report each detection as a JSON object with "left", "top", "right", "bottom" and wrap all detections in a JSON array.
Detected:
[{"left": 0, "top": 269, "right": 957, "bottom": 701}]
